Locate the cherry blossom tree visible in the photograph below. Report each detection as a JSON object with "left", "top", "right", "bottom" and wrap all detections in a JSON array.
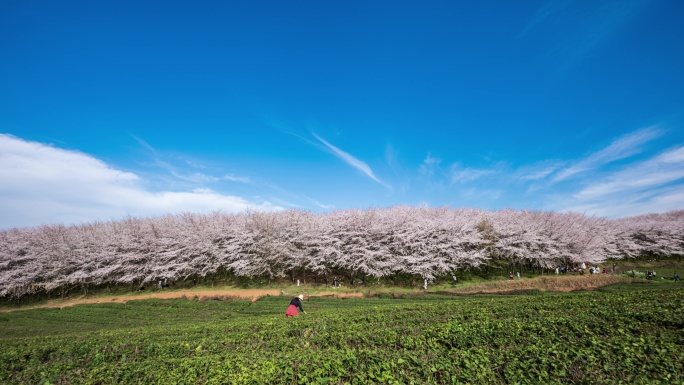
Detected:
[{"left": 1, "top": 207, "right": 682, "bottom": 299}]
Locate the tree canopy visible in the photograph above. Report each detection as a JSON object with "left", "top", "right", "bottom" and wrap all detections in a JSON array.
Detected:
[{"left": 1, "top": 207, "right": 682, "bottom": 299}]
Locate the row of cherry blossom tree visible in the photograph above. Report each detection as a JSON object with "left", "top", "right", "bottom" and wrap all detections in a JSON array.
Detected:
[{"left": 1, "top": 207, "right": 682, "bottom": 298}]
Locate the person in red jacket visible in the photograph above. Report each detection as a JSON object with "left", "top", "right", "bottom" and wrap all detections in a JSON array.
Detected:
[{"left": 286, "top": 294, "right": 307, "bottom": 317}]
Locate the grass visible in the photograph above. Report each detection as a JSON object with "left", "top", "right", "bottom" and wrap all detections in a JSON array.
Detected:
[
  {"left": 1, "top": 282, "right": 683, "bottom": 384},
  {"left": 614, "top": 258, "right": 684, "bottom": 279}
]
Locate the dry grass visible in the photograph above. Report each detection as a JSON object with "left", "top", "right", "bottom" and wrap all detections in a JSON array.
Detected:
[
  {"left": 0, "top": 289, "right": 283, "bottom": 312},
  {"left": 444, "top": 274, "right": 632, "bottom": 295}
]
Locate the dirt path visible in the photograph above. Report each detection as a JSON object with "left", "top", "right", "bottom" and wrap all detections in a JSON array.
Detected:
[{"left": 0, "top": 289, "right": 365, "bottom": 313}]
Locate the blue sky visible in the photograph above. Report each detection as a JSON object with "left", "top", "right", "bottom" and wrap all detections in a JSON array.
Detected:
[{"left": 1, "top": 0, "right": 684, "bottom": 229}]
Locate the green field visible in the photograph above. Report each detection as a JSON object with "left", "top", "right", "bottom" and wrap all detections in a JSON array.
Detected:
[{"left": 1, "top": 283, "right": 683, "bottom": 384}]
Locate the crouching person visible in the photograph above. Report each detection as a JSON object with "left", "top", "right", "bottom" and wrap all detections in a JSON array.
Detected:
[{"left": 286, "top": 294, "right": 307, "bottom": 317}]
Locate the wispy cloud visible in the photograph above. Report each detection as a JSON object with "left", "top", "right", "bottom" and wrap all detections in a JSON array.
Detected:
[
  {"left": 461, "top": 188, "right": 503, "bottom": 201},
  {"left": 520, "top": 0, "right": 649, "bottom": 65},
  {"left": 255, "top": 180, "right": 334, "bottom": 211},
  {"left": 562, "top": 184, "right": 684, "bottom": 218},
  {"left": 135, "top": 136, "right": 252, "bottom": 187},
  {"left": 419, "top": 153, "right": 441, "bottom": 177},
  {"left": 412, "top": 126, "right": 682, "bottom": 218},
  {"left": 223, "top": 174, "right": 252, "bottom": 183},
  {"left": 304, "top": 195, "right": 334, "bottom": 210},
  {"left": 415, "top": 154, "right": 506, "bottom": 205},
  {"left": 518, "top": 0, "right": 572, "bottom": 39},
  {"left": 540, "top": 136, "right": 684, "bottom": 218},
  {"left": 552, "top": 126, "right": 662, "bottom": 182},
  {"left": 312, "top": 133, "right": 391, "bottom": 189},
  {"left": 385, "top": 144, "right": 411, "bottom": 195},
  {"left": 575, "top": 145, "right": 684, "bottom": 200},
  {"left": 170, "top": 171, "right": 220, "bottom": 184},
  {"left": 420, "top": 154, "right": 504, "bottom": 184},
  {"left": 449, "top": 164, "right": 498, "bottom": 184},
  {"left": 0, "top": 134, "right": 279, "bottom": 229},
  {"left": 385, "top": 144, "right": 403, "bottom": 176},
  {"left": 515, "top": 160, "right": 565, "bottom": 181}
]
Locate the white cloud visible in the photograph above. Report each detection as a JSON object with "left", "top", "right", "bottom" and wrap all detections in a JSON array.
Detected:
[
  {"left": 515, "top": 161, "right": 564, "bottom": 181},
  {"left": 0, "top": 134, "right": 279, "bottom": 229},
  {"left": 563, "top": 185, "right": 684, "bottom": 218},
  {"left": 552, "top": 126, "right": 662, "bottom": 182},
  {"left": 419, "top": 153, "right": 441, "bottom": 176},
  {"left": 385, "top": 144, "right": 403, "bottom": 176},
  {"left": 419, "top": 126, "right": 682, "bottom": 218},
  {"left": 461, "top": 188, "right": 503, "bottom": 201},
  {"left": 223, "top": 174, "right": 252, "bottom": 183},
  {"left": 312, "top": 133, "right": 391, "bottom": 189},
  {"left": 545, "top": 144, "right": 684, "bottom": 217},
  {"left": 303, "top": 195, "right": 334, "bottom": 210},
  {"left": 136, "top": 136, "right": 243, "bottom": 186},
  {"left": 575, "top": 145, "right": 684, "bottom": 200},
  {"left": 170, "top": 171, "right": 220, "bottom": 184},
  {"left": 658, "top": 146, "right": 684, "bottom": 163},
  {"left": 520, "top": 0, "right": 649, "bottom": 66},
  {"left": 449, "top": 164, "right": 496, "bottom": 184}
]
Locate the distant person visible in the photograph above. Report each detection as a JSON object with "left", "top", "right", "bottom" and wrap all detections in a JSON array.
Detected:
[
  {"left": 555, "top": 267, "right": 559, "bottom": 275},
  {"left": 509, "top": 272, "right": 514, "bottom": 280},
  {"left": 286, "top": 294, "right": 306, "bottom": 317},
  {"left": 516, "top": 272, "right": 521, "bottom": 280},
  {"left": 674, "top": 273, "right": 680, "bottom": 282}
]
